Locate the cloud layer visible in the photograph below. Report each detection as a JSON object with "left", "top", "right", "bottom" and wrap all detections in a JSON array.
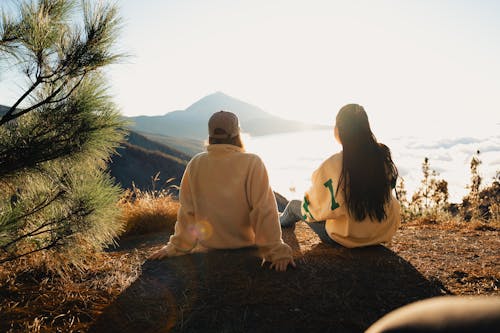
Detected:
[{"left": 248, "top": 130, "right": 499, "bottom": 204}]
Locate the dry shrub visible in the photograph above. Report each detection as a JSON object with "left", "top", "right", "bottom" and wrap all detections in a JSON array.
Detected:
[
  {"left": 466, "top": 216, "right": 499, "bottom": 232},
  {"left": 409, "top": 210, "right": 450, "bottom": 226},
  {"left": 404, "top": 208, "right": 499, "bottom": 232},
  {"left": 487, "top": 202, "right": 500, "bottom": 225},
  {"left": 118, "top": 186, "right": 179, "bottom": 237},
  {"left": 457, "top": 202, "right": 500, "bottom": 232}
]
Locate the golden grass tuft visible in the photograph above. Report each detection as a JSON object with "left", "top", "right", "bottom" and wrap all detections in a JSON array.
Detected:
[{"left": 118, "top": 186, "right": 179, "bottom": 237}]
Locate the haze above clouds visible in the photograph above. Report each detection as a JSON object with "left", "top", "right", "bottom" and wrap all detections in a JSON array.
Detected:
[
  {"left": 104, "top": 0, "right": 500, "bottom": 138},
  {"left": 0, "top": 0, "right": 498, "bottom": 197},
  {"left": 1, "top": 1, "right": 498, "bottom": 137}
]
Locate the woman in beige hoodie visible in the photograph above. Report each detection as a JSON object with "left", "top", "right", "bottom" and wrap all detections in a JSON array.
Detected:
[
  {"left": 150, "top": 111, "right": 295, "bottom": 271},
  {"left": 280, "top": 104, "right": 400, "bottom": 248}
]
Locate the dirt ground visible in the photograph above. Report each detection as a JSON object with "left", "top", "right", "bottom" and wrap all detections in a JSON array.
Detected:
[{"left": 1, "top": 221, "right": 499, "bottom": 332}]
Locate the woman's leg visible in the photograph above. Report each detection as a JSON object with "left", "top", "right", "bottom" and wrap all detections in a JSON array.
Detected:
[
  {"left": 279, "top": 199, "right": 302, "bottom": 227},
  {"left": 280, "top": 200, "right": 339, "bottom": 246},
  {"left": 305, "top": 221, "right": 338, "bottom": 245}
]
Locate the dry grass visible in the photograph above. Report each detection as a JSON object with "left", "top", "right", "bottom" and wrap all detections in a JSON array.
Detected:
[
  {"left": 0, "top": 182, "right": 181, "bottom": 332},
  {"left": 1, "top": 194, "right": 499, "bottom": 332},
  {"left": 0, "top": 248, "right": 147, "bottom": 332},
  {"left": 400, "top": 200, "right": 500, "bottom": 232},
  {"left": 2, "top": 218, "right": 498, "bottom": 332},
  {"left": 407, "top": 210, "right": 499, "bottom": 232},
  {"left": 118, "top": 186, "right": 179, "bottom": 237},
  {"left": 391, "top": 223, "right": 499, "bottom": 296}
]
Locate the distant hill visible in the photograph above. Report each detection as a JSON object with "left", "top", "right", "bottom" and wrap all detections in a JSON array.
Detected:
[
  {"left": 0, "top": 105, "right": 9, "bottom": 116},
  {"left": 109, "top": 131, "right": 289, "bottom": 205},
  {"left": 109, "top": 143, "right": 187, "bottom": 192},
  {"left": 126, "top": 131, "right": 194, "bottom": 160},
  {"left": 0, "top": 105, "right": 190, "bottom": 191},
  {"left": 0, "top": 105, "right": 190, "bottom": 192},
  {"left": 108, "top": 132, "right": 190, "bottom": 192},
  {"left": 137, "top": 131, "right": 205, "bottom": 157},
  {"left": 2, "top": 103, "right": 293, "bottom": 202},
  {"left": 126, "top": 92, "right": 328, "bottom": 140}
]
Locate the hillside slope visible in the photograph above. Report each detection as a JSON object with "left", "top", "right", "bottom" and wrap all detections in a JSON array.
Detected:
[
  {"left": 137, "top": 131, "right": 205, "bottom": 157},
  {"left": 108, "top": 132, "right": 289, "bottom": 208},
  {"left": 108, "top": 142, "right": 188, "bottom": 191},
  {"left": 126, "top": 131, "right": 193, "bottom": 160}
]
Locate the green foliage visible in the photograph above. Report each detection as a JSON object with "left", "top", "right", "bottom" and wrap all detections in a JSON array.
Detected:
[
  {"left": 0, "top": 74, "right": 124, "bottom": 176},
  {"left": 0, "top": 160, "right": 123, "bottom": 262},
  {"left": 0, "top": 0, "right": 125, "bottom": 266}
]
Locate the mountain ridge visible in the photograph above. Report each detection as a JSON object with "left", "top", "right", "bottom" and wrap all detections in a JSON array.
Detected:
[
  {"left": 108, "top": 131, "right": 190, "bottom": 191},
  {"left": 126, "top": 92, "right": 329, "bottom": 140},
  {"left": 0, "top": 104, "right": 193, "bottom": 192}
]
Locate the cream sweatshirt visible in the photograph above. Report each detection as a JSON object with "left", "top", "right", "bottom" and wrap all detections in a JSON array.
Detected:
[
  {"left": 301, "top": 152, "right": 401, "bottom": 248},
  {"left": 163, "top": 144, "right": 292, "bottom": 262}
]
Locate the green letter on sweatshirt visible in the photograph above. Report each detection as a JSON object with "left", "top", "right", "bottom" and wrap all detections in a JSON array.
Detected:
[
  {"left": 323, "top": 179, "right": 340, "bottom": 211},
  {"left": 302, "top": 196, "right": 315, "bottom": 221}
]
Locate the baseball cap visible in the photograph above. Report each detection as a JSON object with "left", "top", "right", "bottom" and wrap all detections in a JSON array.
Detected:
[{"left": 208, "top": 111, "right": 240, "bottom": 139}]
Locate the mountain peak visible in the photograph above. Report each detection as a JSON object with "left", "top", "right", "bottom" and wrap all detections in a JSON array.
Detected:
[
  {"left": 212, "top": 91, "right": 228, "bottom": 97},
  {"left": 126, "top": 93, "right": 328, "bottom": 140},
  {"left": 184, "top": 92, "right": 268, "bottom": 120},
  {"left": 194, "top": 91, "right": 239, "bottom": 105}
]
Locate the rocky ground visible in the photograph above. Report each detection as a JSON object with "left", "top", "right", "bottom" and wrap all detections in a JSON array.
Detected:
[{"left": 1, "top": 221, "right": 498, "bottom": 332}]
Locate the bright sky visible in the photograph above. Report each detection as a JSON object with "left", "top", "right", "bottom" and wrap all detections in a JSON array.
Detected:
[
  {"left": 105, "top": 0, "right": 500, "bottom": 137},
  {"left": 1, "top": 0, "right": 500, "bottom": 137},
  {"left": 0, "top": 0, "right": 498, "bottom": 200}
]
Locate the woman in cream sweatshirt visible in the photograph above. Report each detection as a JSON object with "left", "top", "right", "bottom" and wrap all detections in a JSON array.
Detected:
[
  {"left": 150, "top": 111, "right": 295, "bottom": 271},
  {"left": 280, "top": 104, "right": 400, "bottom": 248}
]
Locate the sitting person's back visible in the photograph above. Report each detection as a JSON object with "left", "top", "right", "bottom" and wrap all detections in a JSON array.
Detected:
[
  {"left": 301, "top": 150, "right": 400, "bottom": 248},
  {"left": 150, "top": 111, "right": 294, "bottom": 272},
  {"left": 182, "top": 143, "right": 288, "bottom": 253},
  {"left": 280, "top": 104, "right": 400, "bottom": 248}
]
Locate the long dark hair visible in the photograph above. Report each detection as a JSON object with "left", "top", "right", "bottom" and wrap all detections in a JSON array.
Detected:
[{"left": 336, "top": 104, "right": 398, "bottom": 222}]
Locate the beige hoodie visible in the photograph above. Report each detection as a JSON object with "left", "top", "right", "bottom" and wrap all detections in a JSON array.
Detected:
[
  {"left": 301, "top": 152, "right": 400, "bottom": 248},
  {"left": 163, "top": 144, "right": 292, "bottom": 262}
]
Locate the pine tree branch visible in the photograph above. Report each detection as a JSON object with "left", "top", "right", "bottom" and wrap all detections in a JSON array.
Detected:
[
  {"left": 0, "top": 84, "right": 66, "bottom": 126},
  {"left": 0, "top": 79, "right": 42, "bottom": 125},
  {"left": 15, "top": 190, "right": 66, "bottom": 223},
  {"left": 0, "top": 0, "right": 124, "bottom": 267},
  {"left": 1, "top": 204, "right": 87, "bottom": 252},
  {"left": 0, "top": 69, "right": 87, "bottom": 126},
  {"left": 44, "top": 73, "right": 86, "bottom": 105},
  {"left": 12, "top": 224, "right": 68, "bottom": 243},
  {"left": 0, "top": 191, "right": 66, "bottom": 249},
  {"left": 0, "top": 37, "right": 18, "bottom": 48},
  {"left": 0, "top": 236, "right": 64, "bottom": 264},
  {"left": 2, "top": 225, "right": 66, "bottom": 252}
]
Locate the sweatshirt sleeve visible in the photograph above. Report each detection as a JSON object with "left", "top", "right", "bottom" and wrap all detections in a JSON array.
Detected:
[
  {"left": 164, "top": 162, "right": 198, "bottom": 256},
  {"left": 247, "top": 156, "right": 292, "bottom": 262},
  {"left": 301, "top": 157, "right": 343, "bottom": 222}
]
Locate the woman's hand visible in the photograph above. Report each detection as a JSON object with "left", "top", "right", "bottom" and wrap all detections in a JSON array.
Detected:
[
  {"left": 269, "top": 257, "right": 296, "bottom": 272},
  {"left": 148, "top": 246, "right": 171, "bottom": 260}
]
